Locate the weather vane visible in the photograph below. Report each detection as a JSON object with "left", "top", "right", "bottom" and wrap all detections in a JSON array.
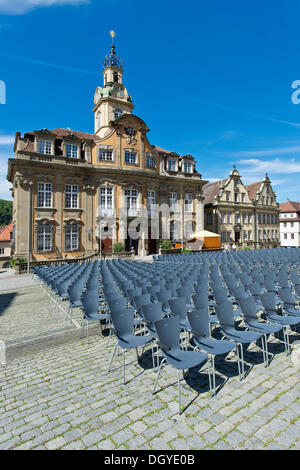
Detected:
[{"left": 109, "top": 30, "right": 116, "bottom": 44}]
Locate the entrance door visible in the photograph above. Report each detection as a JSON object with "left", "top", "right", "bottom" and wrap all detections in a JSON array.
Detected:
[{"left": 234, "top": 231, "right": 240, "bottom": 243}]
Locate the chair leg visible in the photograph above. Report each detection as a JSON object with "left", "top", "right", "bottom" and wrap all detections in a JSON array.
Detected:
[
  {"left": 152, "top": 357, "right": 166, "bottom": 394},
  {"left": 107, "top": 344, "right": 118, "bottom": 372},
  {"left": 178, "top": 370, "right": 182, "bottom": 414}
]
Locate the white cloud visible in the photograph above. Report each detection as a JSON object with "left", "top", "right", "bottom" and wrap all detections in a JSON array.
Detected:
[
  {"left": 0, "top": 0, "right": 90, "bottom": 15},
  {"left": 238, "top": 158, "right": 300, "bottom": 175},
  {"left": 233, "top": 145, "right": 300, "bottom": 158},
  {"left": 0, "top": 135, "right": 15, "bottom": 145}
]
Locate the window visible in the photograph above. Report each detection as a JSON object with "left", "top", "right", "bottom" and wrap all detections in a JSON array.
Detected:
[
  {"left": 291, "top": 222, "right": 294, "bottom": 227},
  {"left": 226, "top": 191, "right": 230, "bottom": 201},
  {"left": 168, "top": 160, "right": 177, "bottom": 171},
  {"left": 234, "top": 179, "right": 238, "bottom": 187},
  {"left": 169, "top": 192, "right": 178, "bottom": 211},
  {"left": 147, "top": 190, "right": 156, "bottom": 216},
  {"left": 65, "top": 185, "right": 79, "bottom": 209},
  {"left": 227, "top": 213, "right": 231, "bottom": 223},
  {"left": 262, "top": 214, "right": 266, "bottom": 224},
  {"left": 66, "top": 144, "right": 78, "bottom": 159},
  {"left": 271, "top": 214, "right": 274, "bottom": 224},
  {"left": 258, "top": 230, "right": 262, "bottom": 240},
  {"left": 207, "top": 213, "right": 213, "bottom": 225},
  {"left": 113, "top": 72, "right": 119, "bottom": 83},
  {"left": 284, "top": 214, "right": 287, "bottom": 218},
  {"left": 185, "top": 193, "right": 193, "bottom": 212},
  {"left": 38, "top": 139, "right": 52, "bottom": 155},
  {"left": 99, "top": 187, "right": 113, "bottom": 216},
  {"left": 258, "top": 214, "right": 261, "bottom": 224},
  {"left": 65, "top": 224, "right": 79, "bottom": 251},
  {"left": 221, "top": 213, "right": 226, "bottom": 223},
  {"left": 242, "top": 213, "right": 247, "bottom": 224},
  {"left": 234, "top": 192, "right": 238, "bottom": 203},
  {"left": 270, "top": 197, "right": 273, "bottom": 205},
  {"left": 248, "top": 230, "right": 252, "bottom": 240},
  {"left": 235, "top": 213, "right": 240, "bottom": 223},
  {"left": 267, "top": 214, "right": 270, "bottom": 224},
  {"left": 284, "top": 222, "right": 287, "bottom": 227},
  {"left": 284, "top": 233, "right": 287, "bottom": 239},
  {"left": 271, "top": 230, "right": 274, "bottom": 239},
  {"left": 125, "top": 189, "right": 138, "bottom": 216},
  {"left": 184, "top": 162, "right": 192, "bottom": 173},
  {"left": 262, "top": 196, "right": 265, "bottom": 205},
  {"left": 99, "top": 148, "right": 113, "bottom": 161},
  {"left": 221, "top": 232, "right": 226, "bottom": 242},
  {"left": 37, "top": 182, "right": 52, "bottom": 208},
  {"left": 266, "top": 184, "right": 269, "bottom": 193},
  {"left": 291, "top": 233, "right": 295, "bottom": 240},
  {"left": 241, "top": 193, "right": 246, "bottom": 203},
  {"left": 0, "top": 248, "right": 4, "bottom": 254},
  {"left": 248, "top": 213, "right": 251, "bottom": 224},
  {"left": 125, "top": 151, "right": 137, "bottom": 164},
  {"left": 37, "top": 224, "right": 52, "bottom": 252},
  {"left": 114, "top": 108, "right": 123, "bottom": 119},
  {"left": 227, "top": 231, "right": 232, "bottom": 241},
  {"left": 146, "top": 155, "right": 156, "bottom": 168}
]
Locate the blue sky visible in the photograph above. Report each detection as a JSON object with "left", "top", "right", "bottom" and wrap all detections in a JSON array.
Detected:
[{"left": 1, "top": 0, "right": 300, "bottom": 202}]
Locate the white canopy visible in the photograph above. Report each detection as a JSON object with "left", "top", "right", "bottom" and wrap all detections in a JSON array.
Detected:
[{"left": 189, "top": 230, "right": 220, "bottom": 238}]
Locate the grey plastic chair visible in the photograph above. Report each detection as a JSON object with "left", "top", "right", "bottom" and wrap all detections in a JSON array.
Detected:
[
  {"left": 215, "top": 300, "right": 263, "bottom": 380},
  {"left": 153, "top": 315, "right": 210, "bottom": 414},
  {"left": 187, "top": 309, "right": 236, "bottom": 395},
  {"left": 107, "top": 307, "right": 153, "bottom": 385}
]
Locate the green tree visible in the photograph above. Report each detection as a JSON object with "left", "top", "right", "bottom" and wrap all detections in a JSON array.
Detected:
[{"left": 0, "top": 200, "right": 13, "bottom": 226}]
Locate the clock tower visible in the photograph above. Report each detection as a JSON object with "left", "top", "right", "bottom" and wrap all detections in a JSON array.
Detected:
[{"left": 93, "top": 32, "right": 134, "bottom": 138}]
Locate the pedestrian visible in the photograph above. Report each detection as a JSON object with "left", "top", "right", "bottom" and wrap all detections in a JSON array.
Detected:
[{"left": 232, "top": 242, "right": 237, "bottom": 251}]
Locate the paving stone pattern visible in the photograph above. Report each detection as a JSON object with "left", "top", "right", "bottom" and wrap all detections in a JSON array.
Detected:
[{"left": 0, "top": 272, "right": 299, "bottom": 450}]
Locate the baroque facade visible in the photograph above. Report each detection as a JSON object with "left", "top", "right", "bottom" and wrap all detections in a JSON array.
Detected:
[
  {"left": 7, "top": 43, "right": 207, "bottom": 260},
  {"left": 203, "top": 167, "right": 280, "bottom": 248}
]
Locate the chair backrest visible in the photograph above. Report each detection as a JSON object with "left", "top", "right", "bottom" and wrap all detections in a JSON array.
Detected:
[
  {"left": 176, "top": 287, "right": 190, "bottom": 304},
  {"left": 187, "top": 309, "right": 210, "bottom": 338},
  {"left": 82, "top": 290, "right": 99, "bottom": 317},
  {"left": 239, "top": 296, "right": 257, "bottom": 319},
  {"left": 168, "top": 297, "right": 187, "bottom": 320},
  {"left": 212, "top": 288, "right": 227, "bottom": 304},
  {"left": 260, "top": 292, "right": 276, "bottom": 310},
  {"left": 192, "top": 293, "right": 208, "bottom": 309},
  {"left": 155, "top": 316, "right": 180, "bottom": 352},
  {"left": 110, "top": 307, "right": 134, "bottom": 339},
  {"left": 231, "top": 285, "right": 246, "bottom": 301},
  {"left": 215, "top": 301, "right": 235, "bottom": 328},
  {"left": 141, "top": 303, "right": 163, "bottom": 328},
  {"left": 277, "top": 287, "right": 293, "bottom": 303},
  {"left": 108, "top": 297, "right": 127, "bottom": 312},
  {"left": 133, "top": 294, "right": 151, "bottom": 310}
]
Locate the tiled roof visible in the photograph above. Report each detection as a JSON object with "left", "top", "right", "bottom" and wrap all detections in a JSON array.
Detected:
[
  {"left": 0, "top": 222, "right": 13, "bottom": 242},
  {"left": 280, "top": 201, "right": 300, "bottom": 213},
  {"left": 152, "top": 145, "right": 179, "bottom": 156},
  {"left": 246, "top": 181, "right": 263, "bottom": 200},
  {"left": 25, "top": 128, "right": 99, "bottom": 141},
  {"left": 0, "top": 226, "right": 5, "bottom": 234},
  {"left": 203, "top": 179, "right": 227, "bottom": 204}
]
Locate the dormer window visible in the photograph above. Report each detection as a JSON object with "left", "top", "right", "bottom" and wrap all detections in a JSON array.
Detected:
[
  {"left": 184, "top": 162, "right": 192, "bottom": 173},
  {"left": 168, "top": 160, "right": 177, "bottom": 171},
  {"left": 114, "top": 108, "right": 123, "bottom": 119},
  {"left": 146, "top": 155, "right": 156, "bottom": 168},
  {"left": 38, "top": 139, "right": 52, "bottom": 155},
  {"left": 66, "top": 144, "right": 78, "bottom": 159}
]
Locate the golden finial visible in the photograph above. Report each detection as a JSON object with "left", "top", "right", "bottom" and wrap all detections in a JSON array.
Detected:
[{"left": 109, "top": 30, "right": 116, "bottom": 44}]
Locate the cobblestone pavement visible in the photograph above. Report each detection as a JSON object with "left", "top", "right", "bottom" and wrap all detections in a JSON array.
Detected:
[{"left": 0, "top": 275, "right": 299, "bottom": 450}]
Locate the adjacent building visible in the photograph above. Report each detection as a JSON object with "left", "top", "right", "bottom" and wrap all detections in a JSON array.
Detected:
[
  {"left": 203, "top": 167, "right": 280, "bottom": 248},
  {"left": 7, "top": 43, "right": 207, "bottom": 260},
  {"left": 0, "top": 222, "right": 13, "bottom": 268},
  {"left": 279, "top": 200, "right": 300, "bottom": 247}
]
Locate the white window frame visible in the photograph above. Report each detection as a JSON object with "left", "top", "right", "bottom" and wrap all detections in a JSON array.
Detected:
[
  {"left": 124, "top": 151, "right": 137, "bottom": 164},
  {"left": 38, "top": 139, "right": 52, "bottom": 155},
  {"left": 125, "top": 189, "right": 138, "bottom": 216},
  {"left": 37, "top": 224, "right": 52, "bottom": 252},
  {"left": 147, "top": 190, "right": 156, "bottom": 216},
  {"left": 66, "top": 144, "right": 78, "bottom": 159},
  {"left": 169, "top": 192, "right": 178, "bottom": 211},
  {"left": 168, "top": 160, "right": 177, "bottom": 172},
  {"left": 184, "top": 193, "right": 193, "bottom": 213},
  {"left": 65, "top": 184, "right": 79, "bottom": 209},
  {"left": 65, "top": 224, "right": 80, "bottom": 251},
  {"left": 37, "top": 182, "right": 52, "bottom": 208},
  {"left": 99, "top": 186, "right": 114, "bottom": 216},
  {"left": 146, "top": 155, "right": 156, "bottom": 168},
  {"left": 183, "top": 162, "right": 192, "bottom": 173},
  {"left": 99, "top": 148, "right": 114, "bottom": 162}
]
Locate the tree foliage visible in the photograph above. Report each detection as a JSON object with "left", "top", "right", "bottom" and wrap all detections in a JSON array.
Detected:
[{"left": 0, "top": 199, "right": 13, "bottom": 226}]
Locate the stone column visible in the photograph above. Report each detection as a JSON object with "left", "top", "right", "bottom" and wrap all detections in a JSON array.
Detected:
[{"left": 195, "top": 194, "right": 205, "bottom": 233}]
